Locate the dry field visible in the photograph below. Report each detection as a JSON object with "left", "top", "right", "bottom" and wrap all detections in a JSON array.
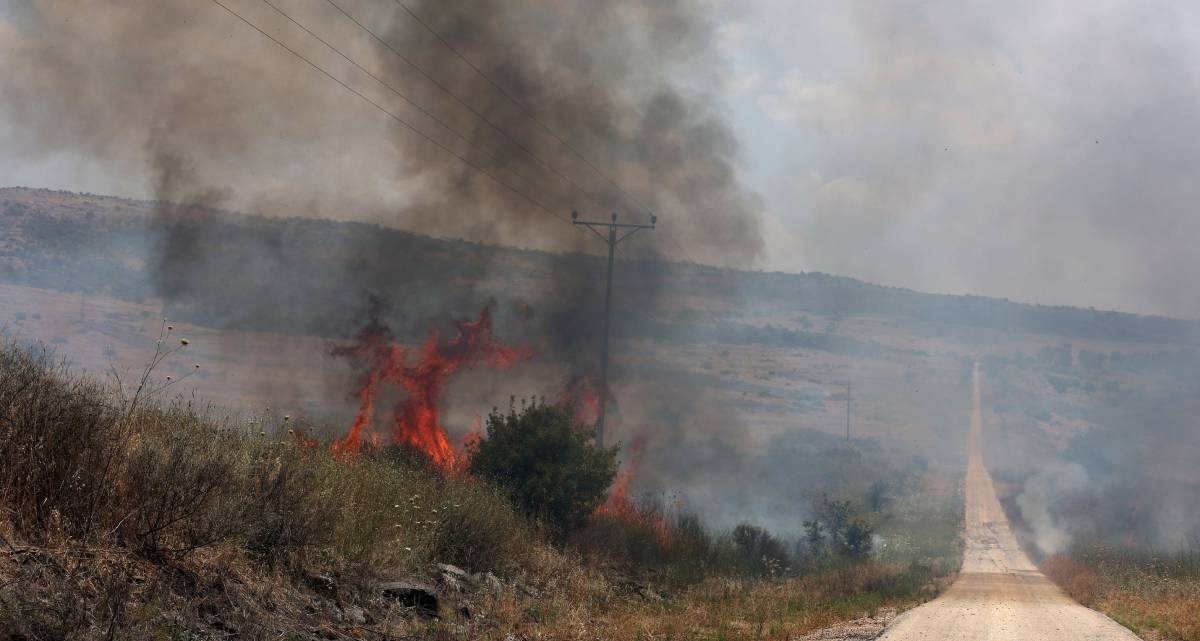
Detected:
[{"left": 1042, "top": 551, "right": 1200, "bottom": 641}]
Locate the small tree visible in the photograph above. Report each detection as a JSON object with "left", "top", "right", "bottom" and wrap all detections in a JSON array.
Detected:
[
  {"left": 812, "top": 495, "right": 875, "bottom": 562},
  {"left": 815, "top": 496, "right": 853, "bottom": 535},
  {"left": 469, "top": 399, "right": 617, "bottom": 538},
  {"left": 839, "top": 519, "right": 874, "bottom": 560},
  {"left": 803, "top": 519, "right": 825, "bottom": 550}
]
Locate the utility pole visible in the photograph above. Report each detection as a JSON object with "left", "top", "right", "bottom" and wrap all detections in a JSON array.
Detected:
[
  {"left": 846, "top": 382, "right": 851, "bottom": 441},
  {"left": 572, "top": 210, "right": 656, "bottom": 446}
]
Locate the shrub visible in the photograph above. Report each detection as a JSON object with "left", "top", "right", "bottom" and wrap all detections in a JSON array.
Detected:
[
  {"left": 809, "top": 495, "right": 875, "bottom": 563},
  {"left": 668, "top": 511, "right": 740, "bottom": 582},
  {"left": 323, "top": 455, "right": 432, "bottom": 565},
  {"left": 233, "top": 437, "right": 338, "bottom": 564},
  {"left": 575, "top": 502, "right": 742, "bottom": 586},
  {"left": 576, "top": 499, "right": 668, "bottom": 570},
  {"left": 116, "top": 411, "right": 239, "bottom": 555},
  {"left": 732, "top": 523, "right": 791, "bottom": 577},
  {"left": 839, "top": 519, "right": 874, "bottom": 561},
  {"left": 469, "top": 400, "right": 618, "bottom": 538},
  {"left": 0, "top": 343, "right": 121, "bottom": 540},
  {"left": 314, "top": 449, "right": 534, "bottom": 575},
  {"left": 803, "top": 519, "right": 826, "bottom": 552},
  {"left": 432, "top": 481, "right": 530, "bottom": 572}
]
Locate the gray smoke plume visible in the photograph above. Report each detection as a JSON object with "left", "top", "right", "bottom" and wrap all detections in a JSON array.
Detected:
[
  {"left": 1, "top": 0, "right": 763, "bottom": 271},
  {"left": 1015, "top": 463, "right": 1089, "bottom": 557}
]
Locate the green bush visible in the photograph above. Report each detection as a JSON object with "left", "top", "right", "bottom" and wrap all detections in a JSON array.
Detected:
[
  {"left": 469, "top": 400, "right": 618, "bottom": 538},
  {"left": 839, "top": 519, "right": 874, "bottom": 560},
  {"left": 807, "top": 495, "right": 875, "bottom": 563}
]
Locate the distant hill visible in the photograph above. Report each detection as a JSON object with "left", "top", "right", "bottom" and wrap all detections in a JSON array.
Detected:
[{"left": 2, "top": 186, "right": 1197, "bottom": 347}]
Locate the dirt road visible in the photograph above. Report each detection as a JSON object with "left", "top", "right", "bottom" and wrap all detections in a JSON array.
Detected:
[{"left": 877, "top": 363, "right": 1139, "bottom": 640}]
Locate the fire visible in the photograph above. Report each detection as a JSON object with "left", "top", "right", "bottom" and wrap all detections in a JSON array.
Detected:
[
  {"left": 560, "top": 374, "right": 666, "bottom": 542},
  {"left": 559, "top": 372, "right": 605, "bottom": 427},
  {"left": 331, "top": 307, "right": 530, "bottom": 469},
  {"left": 461, "top": 412, "right": 485, "bottom": 453},
  {"left": 596, "top": 434, "right": 672, "bottom": 546}
]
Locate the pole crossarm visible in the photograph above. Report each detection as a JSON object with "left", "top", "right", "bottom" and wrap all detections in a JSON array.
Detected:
[
  {"left": 574, "top": 221, "right": 657, "bottom": 230},
  {"left": 570, "top": 210, "right": 656, "bottom": 446},
  {"left": 572, "top": 215, "right": 657, "bottom": 243}
]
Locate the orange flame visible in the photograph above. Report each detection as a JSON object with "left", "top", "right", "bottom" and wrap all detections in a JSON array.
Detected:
[
  {"left": 596, "top": 434, "right": 672, "bottom": 546},
  {"left": 559, "top": 372, "right": 604, "bottom": 427},
  {"left": 332, "top": 307, "right": 530, "bottom": 469}
]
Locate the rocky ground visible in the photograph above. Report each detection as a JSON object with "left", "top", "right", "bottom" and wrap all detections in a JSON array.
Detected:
[{"left": 799, "top": 608, "right": 897, "bottom": 640}]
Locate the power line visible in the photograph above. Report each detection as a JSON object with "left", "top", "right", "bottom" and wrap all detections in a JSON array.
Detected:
[
  {"left": 262, "top": 0, "right": 690, "bottom": 265},
  {"left": 215, "top": 0, "right": 696, "bottom": 266},
  {"left": 390, "top": 0, "right": 657, "bottom": 219},
  {"left": 206, "top": 0, "right": 567, "bottom": 223},
  {"left": 256, "top": 0, "right": 567, "bottom": 215},
  {"left": 388, "top": 0, "right": 702, "bottom": 266},
  {"left": 324, "top": 0, "right": 616, "bottom": 218},
  {"left": 664, "top": 233, "right": 698, "bottom": 265}
]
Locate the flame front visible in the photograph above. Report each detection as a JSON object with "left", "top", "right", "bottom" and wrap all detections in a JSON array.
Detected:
[
  {"left": 559, "top": 372, "right": 604, "bottom": 427},
  {"left": 595, "top": 434, "right": 672, "bottom": 546},
  {"left": 332, "top": 307, "right": 530, "bottom": 469}
]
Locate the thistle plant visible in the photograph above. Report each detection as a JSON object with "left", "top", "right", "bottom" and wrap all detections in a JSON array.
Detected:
[{"left": 110, "top": 319, "right": 198, "bottom": 418}]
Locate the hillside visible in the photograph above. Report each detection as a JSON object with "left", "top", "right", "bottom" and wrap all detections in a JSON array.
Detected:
[
  {"left": 2, "top": 186, "right": 1199, "bottom": 543},
  {"left": 3, "top": 187, "right": 1198, "bottom": 346}
]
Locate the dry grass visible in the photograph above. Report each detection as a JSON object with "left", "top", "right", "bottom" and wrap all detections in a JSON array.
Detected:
[
  {"left": 1042, "top": 547, "right": 1200, "bottom": 641},
  {"left": 413, "top": 560, "right": 947, "bottom": 640},
  {"left": 1042, "top": 554, "right": 1100, "bottom": 604},
  {"left": 0, "top": 539, "right": 949, "bottom": 641},
  {"left": 0, "top": 538, "right": 348, "bottom": 639}
]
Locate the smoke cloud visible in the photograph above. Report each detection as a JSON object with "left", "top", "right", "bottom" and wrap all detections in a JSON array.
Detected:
[
  {"left": 0, "top": 0, "right": 763, "bottom": 269},
  {"left": 1015, "top": 463, "right": 1089, "bottom": 557}
]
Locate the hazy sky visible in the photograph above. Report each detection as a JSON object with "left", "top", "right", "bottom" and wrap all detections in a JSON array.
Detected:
[
  {"left": 718, "top": 0, "right": 1200, "bottom": 319},
  {"left": 5, "top": 0, "right": 1200, "bottom": 318}
]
